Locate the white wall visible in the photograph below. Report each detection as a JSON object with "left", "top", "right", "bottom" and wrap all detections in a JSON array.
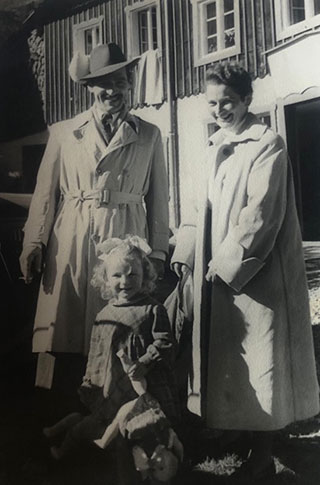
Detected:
[
  {"left": 131, "top": 102, "right": 170, "bottom": 136},
  {"left": 176, "top": 95, "right": 208, "bottom": 224}
]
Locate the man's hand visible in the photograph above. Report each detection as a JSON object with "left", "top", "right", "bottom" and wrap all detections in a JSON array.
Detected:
[
  {"left": 19, "top": 245, "right": 43, "bottom": 284},
  {"left": 150, "top": 258, "right": 165, "bottom": 280}
]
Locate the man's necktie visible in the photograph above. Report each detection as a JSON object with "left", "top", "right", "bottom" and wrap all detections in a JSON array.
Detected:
[{"left": 101, "top": 115, "right": 112, "bottom": 142}]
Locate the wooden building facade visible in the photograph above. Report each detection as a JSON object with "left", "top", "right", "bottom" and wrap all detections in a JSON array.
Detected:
[
  {"left": 3, "top": 0, "right": 320, "bottom": 238},
  {"left": 41, "top": 0, "right": 279, "bottom": 125}
]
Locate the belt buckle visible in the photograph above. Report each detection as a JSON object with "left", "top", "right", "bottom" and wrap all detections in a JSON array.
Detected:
[{"left": 99, "top": 189, "right": 110, "bottom": 206}]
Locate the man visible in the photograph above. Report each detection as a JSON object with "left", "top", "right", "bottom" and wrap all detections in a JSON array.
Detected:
[{"left": 20, "top": 43, "right": 169, "bottom": 356}]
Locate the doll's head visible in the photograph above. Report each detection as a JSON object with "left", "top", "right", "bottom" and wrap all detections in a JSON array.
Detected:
[
  {"left": 91, "top": 235, "right": 157, "bottom": 302},
  {"left": 132, "top": 442, "right": 179, "bottom": 482}
]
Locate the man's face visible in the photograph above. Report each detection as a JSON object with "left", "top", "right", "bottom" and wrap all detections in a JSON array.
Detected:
[
  {"left": 206, "top": 82, "right": 251, "bottom": 133},
  {"left": 88, "top": 68, "right": 130, "bottom": 115}
]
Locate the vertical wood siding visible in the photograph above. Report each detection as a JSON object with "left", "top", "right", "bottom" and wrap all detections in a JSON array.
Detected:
[
  {"left": 45, "top": 0, "right": 167, "bottom": 123},
  {"left": 45, "top": 0, "right": 278, "bottom": 123},
  {"left": 45, "top": 0, "right": 128, "bottom": 124},
  {"left": 172, "top": 0, "right": 277, "bottom": 98}
]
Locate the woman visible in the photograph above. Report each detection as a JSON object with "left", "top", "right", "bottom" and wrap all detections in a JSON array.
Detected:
[{"left": 172, "top": 63, "right": 319, "bottom": 478}]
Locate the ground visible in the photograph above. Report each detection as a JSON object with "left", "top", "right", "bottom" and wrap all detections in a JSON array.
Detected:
[{"left": 1, "top": 244, "right": 320, "bottom": 485}]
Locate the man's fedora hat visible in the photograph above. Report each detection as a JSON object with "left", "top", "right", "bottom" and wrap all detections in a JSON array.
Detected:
[{"left": 69, "top": 43, "right": 138, "bottom": 83}]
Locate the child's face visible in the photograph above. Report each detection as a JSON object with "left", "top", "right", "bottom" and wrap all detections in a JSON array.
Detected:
[{"left": 107, "top": 255, "right": 143, "bottom": 302}]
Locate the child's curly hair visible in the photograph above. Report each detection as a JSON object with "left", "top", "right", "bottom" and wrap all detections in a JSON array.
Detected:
[{"left": 91, "top": 236, "right": 157, "bottom": 301}]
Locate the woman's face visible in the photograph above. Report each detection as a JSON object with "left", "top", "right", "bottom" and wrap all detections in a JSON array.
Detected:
[
  {"left": 206, "top": 82, "right": 251, "bottom": 133},
  {"left": 107, "top": 255, "right": 143, "bottom": 302}
]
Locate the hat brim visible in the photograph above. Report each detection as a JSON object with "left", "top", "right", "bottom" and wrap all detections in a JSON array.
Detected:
[{"left": 79, "top": 58, "right": 139, "bottom": 83}]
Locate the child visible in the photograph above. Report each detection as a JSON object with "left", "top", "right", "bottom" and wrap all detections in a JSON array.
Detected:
[{"left": 43, "top": 236, "right": 180, "bottom": 461}]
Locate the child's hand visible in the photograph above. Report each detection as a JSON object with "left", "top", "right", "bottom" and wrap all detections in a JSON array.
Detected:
[{"left": 128, "top": 362, "right": 148, "bottom": 379}]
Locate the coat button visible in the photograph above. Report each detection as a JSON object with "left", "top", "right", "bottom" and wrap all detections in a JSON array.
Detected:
[
  {"left": 91, "top": 234, "right": 100, "bottom": 243},
  {"left": 96, "top": 168, "right": 102, "bottom": 175}
]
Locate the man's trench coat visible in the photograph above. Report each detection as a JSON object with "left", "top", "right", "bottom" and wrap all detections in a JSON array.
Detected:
[
  {"left": 172, "top": 113, "right": 319, "bottom": 430},
  {"left": 23, "top": 109, "right": 169, "bottom": 354}
]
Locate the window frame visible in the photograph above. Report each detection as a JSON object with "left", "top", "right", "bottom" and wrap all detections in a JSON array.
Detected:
[
  {"left": 275, "top": 0, "right": 320, "bottom": 41},
  {"left": 125, "top": 0, "right": 162, "bottom": 59},
  {"left": 192, "top": 0, "right": 241, "bottom": 67},
  {"left": 72, "top": 16, "right": 104, "bottom": 55}
]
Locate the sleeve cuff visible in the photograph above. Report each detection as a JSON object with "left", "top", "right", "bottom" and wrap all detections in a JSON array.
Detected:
[
  {"left": 150, "top": 250, "right": 166, "bottom": 262},
  {"left": 213, "top": 237, "right": 265, "bottom": 291}
]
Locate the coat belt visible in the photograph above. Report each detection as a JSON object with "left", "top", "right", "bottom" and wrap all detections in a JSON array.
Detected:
[{"left": 62, "top": 189, "right": 143, "bottom": 207}]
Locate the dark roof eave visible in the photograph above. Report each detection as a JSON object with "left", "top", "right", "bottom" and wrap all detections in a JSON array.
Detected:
[{"left": 23, "top": 0, "right": 103, "bottom": 28}]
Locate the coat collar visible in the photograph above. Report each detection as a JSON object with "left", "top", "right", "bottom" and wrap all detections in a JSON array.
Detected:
[
  {"left": 208, "top": 113, "right": 268, "bottom": 147},
  {"left": 72, "top": 108, "right": 139, "bottom": 162}
]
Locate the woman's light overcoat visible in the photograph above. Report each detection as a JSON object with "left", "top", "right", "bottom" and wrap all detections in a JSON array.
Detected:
[
  {"left": 172, "top": 114, "right": 319, "bottom": 430},
  {"left": 23, "top": 109, "right": 169, "bottom": 354}
]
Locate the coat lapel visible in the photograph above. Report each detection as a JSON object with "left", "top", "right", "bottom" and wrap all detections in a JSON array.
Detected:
[
  {"left": 73, "top": 110, "right": 139, "bottom": 166},
  {"left": 105, "top": 118, "right": 139, "bottom": 156}
]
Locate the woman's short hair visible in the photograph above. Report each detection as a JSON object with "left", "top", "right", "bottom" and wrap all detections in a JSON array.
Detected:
[{"left": 206, "top": 62, "right": 253, "bottom": 100}]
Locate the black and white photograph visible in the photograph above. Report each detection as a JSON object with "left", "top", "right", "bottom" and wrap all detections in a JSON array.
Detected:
[{"left": 1, "top": 1, "right": 320, "bottom": 484}]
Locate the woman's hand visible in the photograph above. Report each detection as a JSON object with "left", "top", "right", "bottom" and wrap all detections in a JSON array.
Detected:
[{"left": 172, "top": 262, "right": 189, "bottom": 278}]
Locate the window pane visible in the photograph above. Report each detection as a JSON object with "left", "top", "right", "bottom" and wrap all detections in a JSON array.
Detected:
[
  {"left": 208, "top": 36, "right": 217, "bottom": 52},
  {"left": 84, "top": 30, "right": 93, "bottom": 54},
  {"left": 152, "top": 7, "right": 158, "bottom": 49},
  {"left": 207, "top": 19, "right": 217, "bottom": 36},
  {"left": 224, "top": 29, "right": 235, "bottom": 47},
  {"left": 289, "top": 0, "right": 305, "bottom": 24},
  {"left": 94, "top": 27, "right": 100, "bottom": 47},
  {"left": 224, "top": 12, "right": 234, "bottom": 30},
  {"left": 208, "top": 122, "right": 220, "bottom": 137},
  {"left": 206, "top": 2, "right": 216, "bottom": 19},
  {"left": 138, "top": 10, "right": 148, "bottom": 53},
  {"left": 257, "top": 114, "right": 271, "bottom": 127},
  {"left": 315, "top": 0, "right": 320, "bottom": 14},
  {"left": 224, "top": 0, "right": 234, "bottom": 13},
  {"left": 138, "top": 10, "right": 148, "bottom": 30}
]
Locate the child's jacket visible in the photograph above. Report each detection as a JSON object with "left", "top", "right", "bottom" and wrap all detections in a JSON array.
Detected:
[{"left": 79, "top": 295, "right": 180, "bottom": 425}]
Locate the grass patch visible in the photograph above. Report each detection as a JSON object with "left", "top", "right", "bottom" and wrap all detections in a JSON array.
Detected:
[{"left": 194, "top": 453, "right": 242, "bottom": 476}]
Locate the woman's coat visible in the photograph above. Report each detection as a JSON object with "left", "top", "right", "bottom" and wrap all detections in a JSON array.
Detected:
[
  {"left": 23, "top": 109, "right": 169, "bottom": 354},
  {"left": 172, "top": 113, "right": 319, "bottom": 430}
]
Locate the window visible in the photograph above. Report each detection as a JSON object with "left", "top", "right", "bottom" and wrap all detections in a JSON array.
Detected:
[
  {"left": 275, "top": 0, "right": 320, "bottom": 40},
  {"left": 207, "top": 121, "right": 220, "bottom": 137},
  {"left": 192, "top": 0, "right": 241, "bottom": 66},
  {"left": 73, "top": 17, "right": 104, "bottom": 55},
  {"left": 125, "top": 0, "right": 161, "bottom": 58}
]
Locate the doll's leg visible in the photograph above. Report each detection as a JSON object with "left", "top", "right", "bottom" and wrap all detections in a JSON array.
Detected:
[
  {"left": 50, "top": 414, "right": 105, "bottom": 460},
  {"left": 43, "top": 412, "right": 83, "bottom": 438}
]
